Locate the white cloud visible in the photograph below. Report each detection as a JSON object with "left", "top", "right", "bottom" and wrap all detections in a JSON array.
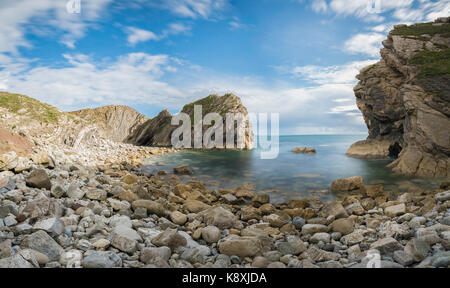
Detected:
[
  {"left": 125, "top": 27, "right": 159, "bottom": 46},
  {"left": 344, "top": 33, "right": 385, "bottom": 57},
  {"left": 280, "top": 60, "right": 378, "bottom": 84},
  {"left": 311, "top": 0, "right": 328, "bottom": 13},
  {"left": 149, "top": 0, "right": 229, "bottom": 19},
  {"left": 0, "top": 0, "right": 112, "bottom": 53}
]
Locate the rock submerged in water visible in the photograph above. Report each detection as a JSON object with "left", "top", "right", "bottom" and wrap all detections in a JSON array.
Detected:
[
  {"left": 330, "top": 176, "right": 364, "bottom": 192},
  {"left": 291, "top": 147, "right": 316, "bottom": 154}
]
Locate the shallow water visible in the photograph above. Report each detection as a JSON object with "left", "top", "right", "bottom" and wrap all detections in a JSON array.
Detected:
[{"left": 143, "top": 135, "right": 445, "bottom": 203}]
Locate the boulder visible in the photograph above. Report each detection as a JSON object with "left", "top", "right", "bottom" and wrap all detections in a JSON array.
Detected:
[
  {"left": 218, "top": 237, "right": 262, "bottom": 257},
  {"left": 25, "top": 169, "right": 52, "bottom": 190},
  {"left": 331, "top": 176, "right": 364, "bottom": 192}
]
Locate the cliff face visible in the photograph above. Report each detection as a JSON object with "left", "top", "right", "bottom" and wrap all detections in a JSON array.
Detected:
[
  {"left": 127, "top": 94, "right": 254, "bottom": 149},
  {"left": 70, "top": 105, "right": 147, "bottom": 142},
  {"left": 347, "top": 17, "right": 450, "bottom": 178}
]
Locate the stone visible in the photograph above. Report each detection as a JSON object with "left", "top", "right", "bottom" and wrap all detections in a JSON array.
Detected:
[
  {"left": 201, "top": 226, "right": 221, "bottom": 243},
  {"left": 435, "top": 191, "right": 450, "bottom": 202},
  {"left": 393, "top": 250, "right": 414, "bottom": 266},
  {"left": 240, "top": 206, "right": 261, "bottom": 221},
  {"left": 292, "top": 216, "right": 306, "bottom": 229},
  {"left": 33, "top": 217, "right": 65, "bottom": 236},
  {"left": 121, "top": 174, "right": 138, "bottom": 185},
  {"left": 174, "top": 165, "right": 193, "bottom": 175},
  {"left": 345, "top": 202, "right": 366, "bottom": 216},
  {"left": 321, "top": 201, "right": 348, "bottom": 219},
  {"left": 252, "top": 256, "right": 268, "bottom": 268},
  {"left": 404, "top": 238, "right": 430, "bottom": 262},
  {"left": 82, "top": 251, "right": 122, "bottom": 268},
  {"left": 0, "top": 253, "right": 35, "bottom": 268},
  {"left": 252, "top": 194, "right": 270, "bottom": 205},
  {"left": 276, "top": 240, "right": 307, "bottom": 255},
  {"left": 263, "top": 213, "right": 290, "bottom": 228},
  {"left": 140, "top": 246, "right": 171, "bottom": 263},
  {"left": 183, "top": 200, "right": 211, "bottom": 213},
  {"left": 25, "top": 169, "right": 52, "bottom": 190},
  {"left": 203, "top": 206, "right": 235, "bottom": 229},
  {"left": 301, "top": 224, "right": 328, "bottom": 235},
  {"left": 306, "top": 246, "right": 340, "bottom": 263},
  {"left": 218, "top": 237, "right": 262, "bottom": 257},
  {"left": 331, "top": 176, "right": 364, "bottom": 192},
  {"left": 341, "top": 231, "right": 365, "bottom": 246},
  {"left": 180, "top": 248, "right": 206, "bottom": 264},
  {"left": 111, "top": 225, "right": 142, "bottom": 253},
  {"left": 132, "top": 200, "right": 167, "bottom": 217},
  {"left": 85, "top": 188, "right": 107, "bottom": 201},
  {"left": 370, "top": 237, "right": 403, "bottom": 256},
  {"left": 3, "top": 215, "right": 17, "bottom": 226},
  {"left": 310, "top": 232, "right": 331, "bottom": 244},
  {"left": 267, "top": 262, "right": 286, "bottom": 268},
  {"left": 330, "top": 218, "right": 354, "bottom": 235},
  {"left": 51, "top": 185, "right": 65, "bottom": 198},
  {"left": 170, "top": 211, "right": 187, "bottom": 225},
  {"left": 385, "top": 203, "right": 406, "bottom": 217},
  {"left": 21, "top": 230, "right": 64, "bottom": 261},
  {"left": 67, "top": 183, "right": 85, "bottom": 199},
  {"left": 59, "top": 250, "right": 83, "bottom": 267},
  {"left": 365, "top": 185, "right": 384, "bottom": 198},
  {"left": 92, "top": 239, "right": 110, "bottom": 249},
  {"left": 151, "top": 228, "right": 187, "bottom": 250}
]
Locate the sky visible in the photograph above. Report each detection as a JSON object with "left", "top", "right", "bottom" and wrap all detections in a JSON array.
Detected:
[{"left": 0, "top": 0, "right": 449, "bottom": 135}]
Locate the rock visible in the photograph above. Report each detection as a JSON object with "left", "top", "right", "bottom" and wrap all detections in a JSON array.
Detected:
[
  {"left": 0, "top": 253, "right": 35, "bottom": 268},
  {"left": 404, "top": 238, "right": 430, "bottom": 262},
  {"left": 170, "top": 211, "right": 187, "bottom": 225},
  {"left": 384, "top": 203, "right": 406, "bottom": 217},
  {"left": 85, "top": 188, "right": 107, "bottom": 201},
  {"left": 320, "top": 201, "right": 348, "bottom": 219},
  {"left": 341, "top": 231, "right": 365, "bottom": 246},
  {"left": 140, "top": 246, "right": 171, "bottom": 263},
  {"left": 267, "top": 262, "right": 286, "bottom": 268},
  {"left": 201, "top": 226, "right": 221, "bottom": 243},
  {"left": 3, "top": 215, "right": 17, "bottom": 226},
  {"left": 50, "top": 185, "right": 65, "bottom": 198},
  {"left": 111, "top": 225, "right": 142, "bottom": 253},
  {"left": 393, "top": 250, "right": 414, "bottom": 266},
  {"left": 151, "top": 228, "right": 187, "bottom": 250},
  {"left": 92, "top": 239, "right": 110, "bottom": 249},
  {"left": 263, "top": 213, "right": 290, "bottom": 228},
  {"left": 82, "top": 251, "right": 122, "bottom": 268},
  {"left": 301, "top": 224, "right": 328, "bottom": 235},
  {"left": 306, "top": 246, "right": 340, "bottom": 263},
  {"left": 218, "top": 237, "right": 262, "bottom": 257},
  {"left": 331, "top": 176, "right": 364, "bottom": 192},
  {"left": 183, "top": 200, "right": 211, "bottom": 213},
  {"left": 67, "top": 183, "right": 85, "bottom": 199},
  {"left": 202, "top": 206, "right": 235, "bottom": 229},
  {"left": 21, "top": 230, "right": 64, "bottom": 261},
  {"left": 292, "top": 216, "right": 306, "bottom": 229},
  {"left": 180, "top": 248, "right": 206, "bottom": 264},
  {"left": 121, "top": 174, "right": 138, "bottom": 185},
  {"left": 32, "top": 217, "right": 65, "bottom": 236},
  {"left": 310, "top": 232, "right": 331, "bottom": 244},
  {"left": 173, "top": 165, "right": 193, "bottom": 175},
  {"left": 276, "top": 240, "right": 307, "bottom": 255},
  {"left": 240, "top": 206, "right": 261, "bottom": 221},
  {"left": 25, "top": 169, "right": 52, "bottom": 190},
  {"left": 252, "top": 256, "right": 268, "bottom": 268},
  {"left": 330, "top": 218, "right": 354, "bottom": 235},
  {"left": 435, "top": 191, "right": 450, "bottom": 202},
  {"left": 365, "top": 185, "right": 385, "bottom": 198},
  {"left": 370, "top": 237, "right": 403, "bottom": 256},
  {"left": 345, "top": 202, "right": 366, "bottom": 216},
  {"left": 132, "top": 200, "right": 166, "bottom": 217},
  {"left": 59, "top": 250, "right": 82, "bottom": 267},
  {"left": 291, "top": 147, "right": 316, "bottom": 154},
  {"left": 429, "top": 251, "right": 450, "bottom": 268},
  {"left": 252, "top": 194, "right": 270, "bottom": 205}
]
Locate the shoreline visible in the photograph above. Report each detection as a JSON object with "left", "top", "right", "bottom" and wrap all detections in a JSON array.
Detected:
[{"left": 1, "top": 141, "right": 449, "bottom": 268}]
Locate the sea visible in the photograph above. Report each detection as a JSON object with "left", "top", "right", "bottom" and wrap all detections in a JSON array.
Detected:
[{"left": 143, "top": 135, "right": 445, "bottom": 203}]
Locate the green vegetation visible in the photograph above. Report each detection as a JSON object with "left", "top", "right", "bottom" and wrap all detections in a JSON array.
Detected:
[
  {"left": 409, "top": 48, "right": 450, "bottom": 78},
  {"left": 391, "top": 23, "right": 450, "bottom": 38},
  {"left": 0, "top": 92, "right": 62, "bottom": 122}
]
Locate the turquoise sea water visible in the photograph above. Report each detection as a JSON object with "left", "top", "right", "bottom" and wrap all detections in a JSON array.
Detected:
[{"left": 143, "top": 135, "right": 445, "bottom": 203}]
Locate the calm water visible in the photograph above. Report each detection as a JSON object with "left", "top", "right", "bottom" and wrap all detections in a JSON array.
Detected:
[{"left": 143, "top": 135, "right": 445, "bottom": 203}]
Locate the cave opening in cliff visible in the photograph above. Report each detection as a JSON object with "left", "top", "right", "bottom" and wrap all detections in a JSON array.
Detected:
[{"left": 389, "top": 142, "right": 402, "bottom": 158}]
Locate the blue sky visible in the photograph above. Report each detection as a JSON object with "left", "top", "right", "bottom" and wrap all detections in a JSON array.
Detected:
[{"left": 0, "top": 0, "right": 449, "bottom": 134}]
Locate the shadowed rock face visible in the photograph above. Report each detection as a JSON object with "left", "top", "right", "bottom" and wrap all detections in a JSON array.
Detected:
[
  {"left": 127, "top": 94, "right": 254, "bottom": 149},
  {"left": 347, "top": 18, "right": 450, "bottom": 178}
]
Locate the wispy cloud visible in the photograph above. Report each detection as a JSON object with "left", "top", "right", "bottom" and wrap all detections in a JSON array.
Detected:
[
  {"left": 344, "top": 33, "right": 385, "bottom": 57},
  {"left": 148, "top": 0, "right": 229, "bottom": 19},
  {"left": 125, "top": 23, "right": 191, "bottom": 46}
]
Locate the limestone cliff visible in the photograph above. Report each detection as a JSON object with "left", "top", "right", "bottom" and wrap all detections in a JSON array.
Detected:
[
  {"left": 347, "top": 17, "right": 450, "bottom": 177},
  {"left": 127, "top": 93, "right": 254, "bottom": 149},
  {"left": 70, "top": 105, "right": 147, "bottom": 142}
]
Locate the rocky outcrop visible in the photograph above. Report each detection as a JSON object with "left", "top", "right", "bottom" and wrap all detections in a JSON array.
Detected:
[
  {"left": 70, "top": 105, "right": 147, "bottom": 142},
  {"left": 347, "top": 18, "right": 450, "bottom": 178},
  {"left": 127, "top": 94, "right": 254, "bottom": 149}
]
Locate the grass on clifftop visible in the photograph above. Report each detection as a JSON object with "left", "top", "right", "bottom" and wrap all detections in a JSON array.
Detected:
[
  {"left": 0, "top": 92, "right": 62, "bottom": 122},
  {"left": 410, "top": 48, "right": 450, "bottom": 78},
  {"left": 391, "top": 22, "right": 450, "bottom": 38}
]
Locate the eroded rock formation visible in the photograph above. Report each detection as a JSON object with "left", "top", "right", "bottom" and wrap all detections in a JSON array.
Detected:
[{"left": 347, "top": 18, "right": 450, "bottom": 178}]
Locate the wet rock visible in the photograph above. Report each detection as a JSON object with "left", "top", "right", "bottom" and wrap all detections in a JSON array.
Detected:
[
  {"left": 320, "top": 201, "right": 348, "bottom": 219},
  {"left": 252, "top": 194, "right": 270, "bottom": 205},
  {"left": 174, "top": 165, "right": 193, "bottom": 175},
  {"left": 331, "top": 176, "right": 364, "bottom": 192},
  {"left": 25, "top": 169, "right": 52, "bottom": 190}
]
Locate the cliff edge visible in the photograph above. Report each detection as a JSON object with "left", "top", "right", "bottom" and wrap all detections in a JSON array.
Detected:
[{"left": 347, "top": 17, "right": 450, "bottom": 178}]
